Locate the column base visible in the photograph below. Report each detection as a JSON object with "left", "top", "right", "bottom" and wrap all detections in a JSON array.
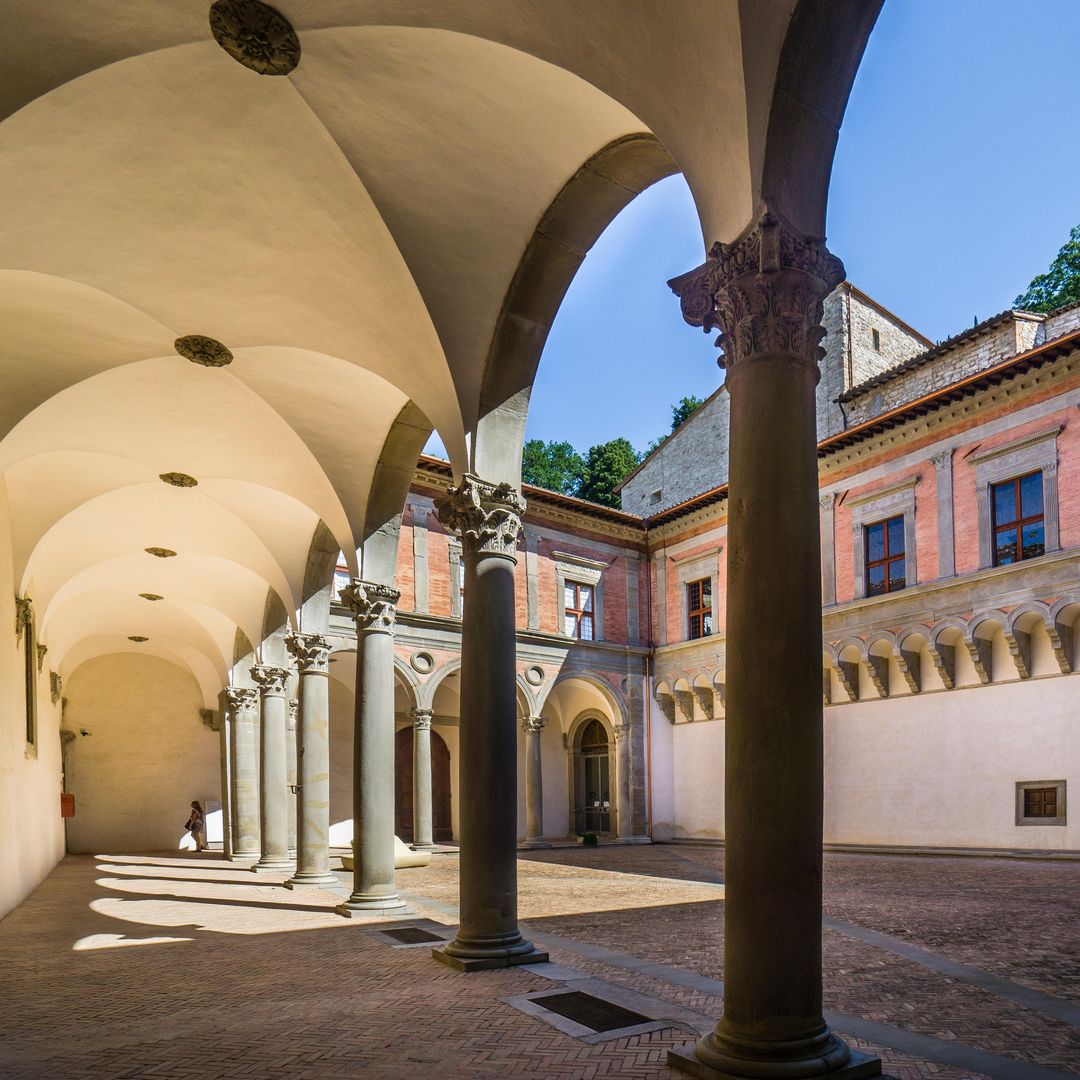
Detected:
[
  {"left": 284, "top": 872, "right": 340, "bottom": 890},
  {"left": 250, "top": 859, "right": 293, "bottom": 873},
  {"left": 229, "top": 852, "right": 259, "bottom": 864},
  {"left": 411, "top": 842, "right": 437, "bottom": 853},
  {"left": 433, "top": 935, "right": 549, "bottom": 972},
  {"left": 614, "top": 835, "right": 652, "bottom": 845},
  {"left": 335, "top": 894, "right": 412, "bottom": 919},
  {"left": 668, "top": 1044, "right": 880, "bottom": 1080},
  {"left": 519, "top": 838, "right": 549, "bottom": 850}
]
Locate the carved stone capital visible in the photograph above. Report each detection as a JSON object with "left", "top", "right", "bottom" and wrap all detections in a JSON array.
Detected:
[
  {"left": 521, "top": 715, "right": 547, "bottom": 736},
  {"left": 819, "top": 493, "right": 836, "bottom": 512},
  {"left": 224, "top": 685, "right": 259, "bottom": 714},
  {"left": 340, "top": 579, "right": 400, "bottom": 634},
  {"left": 613, "top": 722, "right": 630, "bottom": 743},
  {"left": 50, "top": 672, "right": 63, "bottom": 705},
  {"left": 250, "top": 664, "right": 289, "bottom": 696},
  {"left": 286, "top": 631, "right": 331, "bottom": 672},
  {"left": 930, "top": 449, "right": 953, "bottom": 470},
  {"left": 435, "top": 474, "right": 526, "bottom": 561},
  {"left": 668, "top": 205, "right": 844, "bottom": 372},
  {"left": 15, "top": 596, "right": 32, "bottom": 640},
  {"left": 287, "top": 698, "right": 299, "bottom": 727},
  {"left": 411, "top": 708, "right": 433, "bottom": 732}
]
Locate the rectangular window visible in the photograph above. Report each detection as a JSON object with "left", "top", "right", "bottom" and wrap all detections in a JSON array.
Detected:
[
  {"left": 864, "top": 515, "right": 906, "bottom": 597},
  {"left": 686, "top": 578, "right": 712, "bottom": 640},
  {"left": 564, "top": 582, "right": 594, "bottom": 640},
  {"left": 871, "top": 328, "right": 881, "bottom": 352},
  {"left": 333, "top": 564, "right": 350, "bottom": 601},
  {"left": 992, "top": 471, "right": 1044, "bottom": 566},
  {"left": 1016, "top": 780, "right": 1066, "bottom": 826}
]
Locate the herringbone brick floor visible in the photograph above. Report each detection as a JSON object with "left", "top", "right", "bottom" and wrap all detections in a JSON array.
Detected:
[{"left": 2, "top": 846, "right": 1078, "bottom": 1079}]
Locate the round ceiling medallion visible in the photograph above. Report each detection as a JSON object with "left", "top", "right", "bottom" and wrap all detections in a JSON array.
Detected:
[
  {"left": 524, "top": 664, "right": 545, "bottom": 687},
  {"left": 174, "top": 335, "right": 233, "bottom": 368},
  {"left": 159, "top": 472, "right": 198, "bottom": 488},
  {"left": 128, "top": 635, "right": 149, "bottom": 643},
  {"left": 145, "top": 547, "right": 177, "bottom": 559},
  {"left": 209, "top": 0, "right": 301, "bottom": 76},
  {"left": 139, "top": 593, "right": 164, "bottom": 602},
  {"left": 410, "top": 651, "right": 435, "bottom": 674}
]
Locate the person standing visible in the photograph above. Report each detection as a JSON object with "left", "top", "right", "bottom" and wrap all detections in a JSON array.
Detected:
[{"left": 187, "top": 800, "right": 207, "bottom": 852}]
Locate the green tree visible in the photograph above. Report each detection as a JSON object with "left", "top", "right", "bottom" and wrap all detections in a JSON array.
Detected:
[
  {"left": 670, "top": 394, "right": 705, "bottom": 430},
  {"left": 521, "top": 439, "right": 585, "bottom": 495},
  {"left": 1015, "top": 224, "right": 1080, "bottom": 313},
  {"left": 578, "top": 437, "right": 641, "bottom": 508}
]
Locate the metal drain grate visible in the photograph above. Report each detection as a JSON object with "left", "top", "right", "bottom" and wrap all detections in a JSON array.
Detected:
[
  {"left": 533, "top": 991, "right": 650, "bottom": 1032},
  {"left": 381, "top": 926, "right": 444, "bottom": 945}
]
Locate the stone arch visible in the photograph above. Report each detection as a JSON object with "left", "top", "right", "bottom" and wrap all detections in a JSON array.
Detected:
[
  {"left": 422, "top": 657, "right": 462, "bottom": 713},
  {"left": 1048, "top": 597, "right": 1080, "bottom": 673},
  {"left": 566, "top": 708, "right": 618, "bottom": 838},
  {"left": 393, "top": 656, "right": 421, "bottom": 715},
  {"left": 831, "top": 637, "right": 864, "bottom": 703},
  {"left": 297, "top": 521, "right": 341, "bottom": 634},
  {"left": 863, "top": 631, "right": 896, "bottom": 699},
  {"left": 965, "top": 611, "right": 1008, "bottom": 684}
]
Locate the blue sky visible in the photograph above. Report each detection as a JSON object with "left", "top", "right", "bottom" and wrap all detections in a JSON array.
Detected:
[{"left": 519, "top": 0, "right": 1080, "bottom": 455}]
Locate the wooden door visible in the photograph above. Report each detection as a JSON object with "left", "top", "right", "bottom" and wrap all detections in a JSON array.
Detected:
[{"left": 394, "top": 727, "right": 413, "bottom": 842}]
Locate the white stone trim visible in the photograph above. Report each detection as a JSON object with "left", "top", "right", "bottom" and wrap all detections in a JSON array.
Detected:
[
  {"left": 967, "top": 424, "right": 1063, "bottom": 466},
  {"left": 555, "top": 553, "right": 606, "bottom": 642}
]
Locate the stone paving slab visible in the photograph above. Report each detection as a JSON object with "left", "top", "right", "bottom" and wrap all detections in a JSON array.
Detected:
[{"left": 2, "top": 847, "right": 1078, "bottom": 1078}]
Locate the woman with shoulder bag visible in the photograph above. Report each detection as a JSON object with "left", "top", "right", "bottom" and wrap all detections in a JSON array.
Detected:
[{"left": 186, "top": 800, "right": 207, "bottom": 852}]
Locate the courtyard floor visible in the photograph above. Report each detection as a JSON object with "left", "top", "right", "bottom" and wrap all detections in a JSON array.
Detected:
[{"left": 3, "top": 845, "right": 1079, "bottom": 1079}]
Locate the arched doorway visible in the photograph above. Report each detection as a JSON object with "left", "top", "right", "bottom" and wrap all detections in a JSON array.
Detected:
[
  {"left": 573, "top": 718, "right": 613, "bottom": 836},
  {"left": 394, "top": 727, "right": 452, "bottom": 843}
]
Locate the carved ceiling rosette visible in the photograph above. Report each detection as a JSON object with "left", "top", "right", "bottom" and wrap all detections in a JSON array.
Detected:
[
  {"left": 668, "top": 205, "right": 844, "bottom": 373},
  {"left": 250, "top": 663, "right": 289, "bottom": 695},
  {"left": 224, "top": 685, "right": 259, "bottom": 714},
  {"left": 286, "top": 631, "right": 331, "bottom": 672},
  {"left": 174, "top": 335, "right": 233, "bottom": 368},
  {"left": 339, "top": 580, "right": 400, "bottom": 634},
  {"left": 435, "top": 474, "right": 526, "bottom": 560},
  {"left": 209, "top": 0, "right": 300, "bottom": 76}
]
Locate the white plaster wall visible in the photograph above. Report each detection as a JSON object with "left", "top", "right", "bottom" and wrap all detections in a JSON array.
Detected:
[
  {"left": 541, "top": 721, "right": 569, "bottom": 839},
  {"left": 824, "top": 676, "right": 1080, "bottom": 850},
  {"left": 0, "top": 479, "right": 66, "bottom": 919},
  {"left": 671, "top": 719, "right": 725, "bottom": 841},
  {"left": 648, "top": 696, "right": 676, "bottom": 840},
  {"left": 63, "top": 653, "right": 218, "bottom": 853}
]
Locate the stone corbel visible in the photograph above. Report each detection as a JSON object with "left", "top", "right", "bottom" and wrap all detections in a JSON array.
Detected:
[
  {"left": 822, "top": 669, "right": 831, "bottom": 706},
  {"left": 862, "top": 654, "right": 889, "bottom": 699},
  {"left": 693, "top": 685, "right": 714, "bottom": 720},
  {"left": 15, "top": 596, "right": 31, "bottom": 641},
  {"left": 964, "top": 636, "right": 993, "bottom": 685},
  {"left": 894, "top": 646, "right": 921, "bottom": 694},
  {"left": 50, "top": 672, "right": 63, "bottom": 704},
  {"left": 927, "top": 641, "right": 956, "bottom": 690},
  {"left": 36, "top": 643, "right": 47, "bottom": 673},
  {"left": 837, "top": 660, "right": 860, "bottom": 702},
  {"left": 1048, "top": 619, "right": 1074, "bottom": 674},
  {"left": 200, "top": 708, "right": 218, "bottom": 730},
  {"left": 1002, "top": 628, "right": 1032, "bottom": 680},
  {"left": 655, "top": 690, "right": 676, "bottom": 725},
  {"left": 674, "top": 689, "right": 695, "bottom": 723}
]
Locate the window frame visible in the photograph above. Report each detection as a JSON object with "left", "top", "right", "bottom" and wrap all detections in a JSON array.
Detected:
[
  {"left": 863, "top": 514, "right": 907, "bottom": 596},
  {"left": 990, "top": 470, "right": 1045, "bottom": 567},
  {"left": 554, "top": 552, "right": 605, "bottom": 642},
  {"left": 848, "top": 476, "right": 919, "bottom": 599},
  {"left": 971, "top": 426, "right": 1061, "bottom": 569},
  {"left": 563, "top": 580, "right": 595, "bottom": 641},
  {"left": 686, "top": 577, "right": 713, "bottom": 640},
  {"left": 1015, "top": 779, "right": 1066, "bottom": 827}
]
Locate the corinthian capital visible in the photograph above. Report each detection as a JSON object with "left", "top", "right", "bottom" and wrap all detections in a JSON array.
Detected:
[
  {"left": 340, "top": 579, "right": 400, "bottom": 634},
  {"left": 521, "top": 715, "right": 547, "bottom": 736},
  {"left": 435, "top": 473, "right": 526, "bottom": 560},
  {"left": 411, "top": 707, "right": 433, "bottom": 732},
  {"left": 224, "top": 685, "right": 258, "bottom": 714},
  {"left": 250, "top": 664, "right": 289, "bottom": 696},
  {"left": 668, "top": 205, "right": 844, "bottom": 372},
  {"left": 286, "top": 631, "right": 331, "bottom": 672}
]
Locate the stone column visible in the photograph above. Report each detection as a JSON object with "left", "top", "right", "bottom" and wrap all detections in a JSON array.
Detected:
[
  {"left": 250, "top": 664, "right": 293, "bottom": 873},
  {"left": 336, "top": 581, "right": 409, "bottom": 916},
  {"left": 411, "top": 708, "right": 436, "bottom": 852},
  {"left": 433, "top": 475, "right": 547, "bottom": 970},
  {"left": 521, "top": 715, "right": 547, "bottom": 849},
  {"left": 284, "top": 632, "right": 337, "bottom": 889},
  {"left": 218, "top": 692, "right": 234, "bottom": 860},
  {"left": 668, "top": 208, "right": 877, "bottom": 1078},
  {"left": 287, "top": 697, "right": 298, "bottom": 858},
  {"left": 224, "top": 686, "right": 260, "bottom": 861},
  {"left": 613, "top": 722, "right": 632, "bottom": 842}
]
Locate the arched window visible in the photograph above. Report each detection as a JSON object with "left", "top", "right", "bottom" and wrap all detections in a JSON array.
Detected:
[{"left": 575, "top": 718, "right": 611, "bottom": 835}]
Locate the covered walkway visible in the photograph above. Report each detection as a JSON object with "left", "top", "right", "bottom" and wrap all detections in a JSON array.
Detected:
[{"left": 3, "top": 847, "right": 1079, "bottom": 1079}]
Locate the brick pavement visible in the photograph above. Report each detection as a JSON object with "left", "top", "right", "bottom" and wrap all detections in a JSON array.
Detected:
[{"left": 2, "top": 846, "right": 1078, "bottom": 1078}]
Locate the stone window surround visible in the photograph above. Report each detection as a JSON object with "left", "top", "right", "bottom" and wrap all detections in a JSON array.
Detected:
[
  {"left": 554, "top": 551, "right": 607, "bottom": 642},
  {"left": 1015, "top": 779, "right": 1066, "bottom": 827},
  {"left": 969, "top": 425, "right": 1061, "bottom": 569},
  {"left": 848, "top": 476, "right": 919, "bottom": 598},
  {"left": 672, "top": 546, "right": 722, "bottom": 642}
]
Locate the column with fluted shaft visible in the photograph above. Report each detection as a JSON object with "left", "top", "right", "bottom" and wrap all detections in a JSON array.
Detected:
[
  {"left": 521, "top": 715, "right": 547, "bottom": 849},
  {"left": 284, "top": 632, "right": 337, "bottom": 889},
  {"left": 433, "top": 475, "right": 547, "bottom": 970},
  {"left": 336, "top": 581, "right": 409, "bottom": 916},
  {"left": 613, "top": 722, "right": 632, "bottom": 842},
  {"left": 411, "top": 708, "right": 436, "bottom": 852},
  {"left": 250, "top": 664, "right": 293, "bottom": 873},
  {"left": 667, "top": 208, "right": 879, "bottom": 1079},
  {"left": 224, "top": 686, "right": 260, "bottom": 861}
]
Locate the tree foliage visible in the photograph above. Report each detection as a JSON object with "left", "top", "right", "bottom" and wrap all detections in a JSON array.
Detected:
[
  {"left": 670, "top": 394, "right": 705, "bottom": 430},
  {"left": 521, "top": 439, "right": 585, "bottom": 495},
  {"left": 1015, "top": 225, "right": 1080, "bottom": 314},
  {"left": 578, "top": 437, "right": 641, "bottom": 508}
]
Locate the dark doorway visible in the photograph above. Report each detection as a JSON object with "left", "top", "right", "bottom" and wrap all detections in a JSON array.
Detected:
[
  {"left": 395, "top": 726, "right": 453, "bottom": 842},
  {"left": 574, "top": 718, "right": 612, "bottom": 835}
]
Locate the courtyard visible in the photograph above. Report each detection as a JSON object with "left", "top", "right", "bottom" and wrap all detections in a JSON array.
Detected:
[{"left": 3, "top": 846, "right": 1078, "bottom": 1079}]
